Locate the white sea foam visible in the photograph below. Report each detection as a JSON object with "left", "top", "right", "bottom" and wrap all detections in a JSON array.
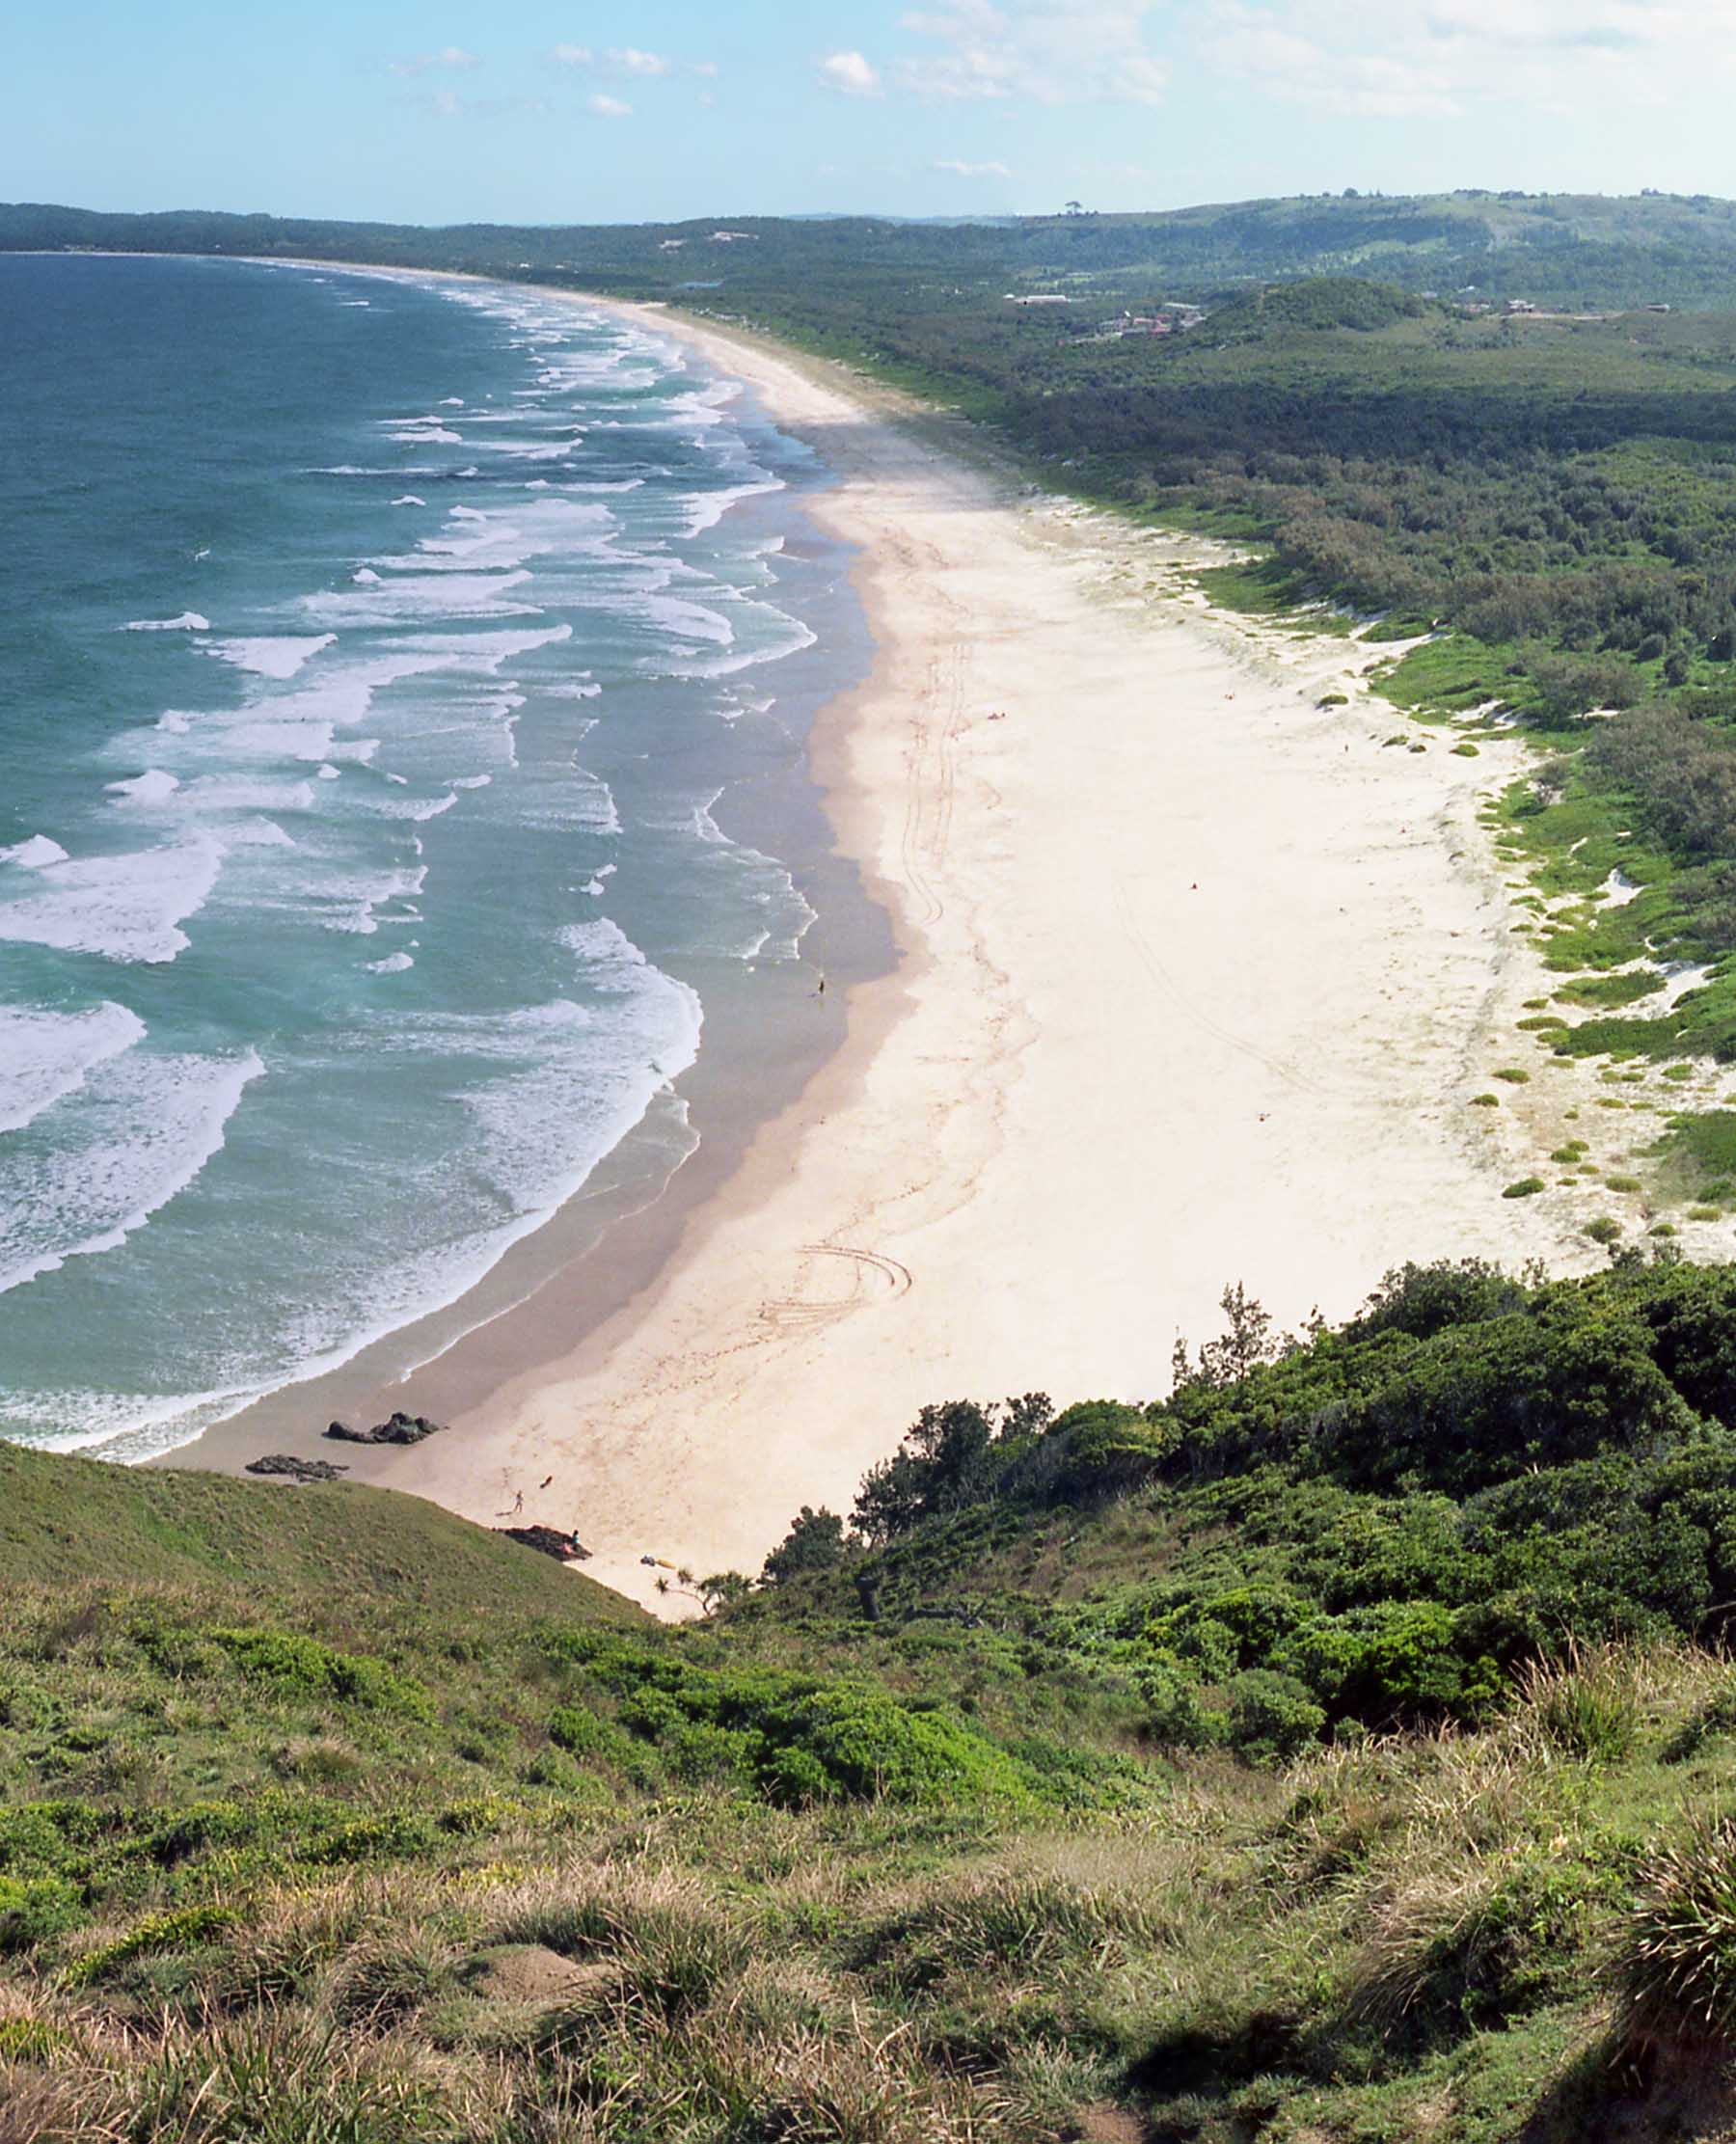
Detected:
[
  {"left": 0, "top": 1003, "right": 148, "bottom": 1135},
  {"left": 0, "top": 836, "right": 69, "bottom": 870},
  {"left": 122, "top": 612, "right": 210, "bottom": 633},
  {"left": 680, "top": 473, "right": 783, "bottom": 537},
  {"left": 366, "top": 951, "right": 415, "bottom": 973},
  {"left": 0, "top": 1045, "right": 265, "bottom": 1295},
  {"left": 374, "top": 791, "right": 459, "bottom": 823},
  {"left": 178, "top": 774, "right": 316, "bottom": 813},
  {"left": 205, "top": 634, "right": 336, "bottom": 680},
  {"left": 105, "top": 771, "right": 182, "bottom": 806},
  {"left": 392, "top": 495, "right": 427, "bottom": 507},
  {"left": 299, "top": 569, "right": 540, "bottom": 628},
  {"left": 0, "top": 838, "right": 226, "bottom": 963},
  {"left": 656, "top": 604, "right": 818, "bottom": 682},
  {"left": 317, "top": 860, "right": 428, "bottom": 936}
]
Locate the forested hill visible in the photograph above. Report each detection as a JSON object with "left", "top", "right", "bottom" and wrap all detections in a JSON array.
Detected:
[{"left": 7, "top": 188, "right": 1736, "bottom": 310}]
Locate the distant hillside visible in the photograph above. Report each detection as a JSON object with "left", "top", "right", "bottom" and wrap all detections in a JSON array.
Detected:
[{"left": 5, "top": 188, "right": 1735, "bottom": 309}]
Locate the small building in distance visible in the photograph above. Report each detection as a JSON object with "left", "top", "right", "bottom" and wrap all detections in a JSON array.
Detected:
[
  {"left": 1504, "top": 297, "right": 1539, "bottom": 315},
  {"left": 1095, "top": 302, "right": 1204, "bottom": 339},
  {"left": 1005, "top": 292, "right": 1072, "bottom": 306}
]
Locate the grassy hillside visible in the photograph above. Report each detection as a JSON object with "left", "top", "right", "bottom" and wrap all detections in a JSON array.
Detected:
[
  {"left": 12, "top": 1261, "right": 1736, "bottom": 2137},
  {"left": 0, "top": 1443, "right": 641, "bottom": 1623}
]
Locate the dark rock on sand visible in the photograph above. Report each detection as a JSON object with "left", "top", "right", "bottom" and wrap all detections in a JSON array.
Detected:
[
  {"left": 247, "top": 1454, "right": 349, "bottom": 1483},
  {"left": 498, "top": 1525, "right": 592, "bottom": 1562},
  {"left": 325, "top": 1411, "right": 445, "bottom": 1447}
]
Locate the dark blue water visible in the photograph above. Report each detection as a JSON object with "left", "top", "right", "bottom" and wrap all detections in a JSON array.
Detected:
[{"left": 0, "top": 256, "right": 862, "bottom": 1455}]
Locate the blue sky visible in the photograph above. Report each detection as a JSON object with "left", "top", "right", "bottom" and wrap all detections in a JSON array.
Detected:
[{"left": 6, "top": 2, "right": 1735, "bottom": 226}]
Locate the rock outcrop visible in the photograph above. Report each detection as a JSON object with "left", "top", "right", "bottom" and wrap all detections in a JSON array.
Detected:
[
  {"left": 497, "top": 1525, "right": 592, "bottom": 1562},
  {"left": 324, "top": 1411, "right": 445, "bottom": 1447},
  {"left": 246, "top": 1454, "right": 349, "bottom": 1483}
]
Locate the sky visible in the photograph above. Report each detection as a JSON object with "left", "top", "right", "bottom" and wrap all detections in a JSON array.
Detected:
[{"left": 6, "top": 1, "right": 1736, "bottom": 227}]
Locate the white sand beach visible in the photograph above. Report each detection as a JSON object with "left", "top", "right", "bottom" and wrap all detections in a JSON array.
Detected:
[{"left": 322, "top": 302, "right": 1587, "bottom": 1610}]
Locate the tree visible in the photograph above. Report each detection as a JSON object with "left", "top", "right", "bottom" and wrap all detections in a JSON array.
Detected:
[
  {"left": 1173, "top": 1283, "right": 1288, "bottom": 1393},
  {"left": 762, "top": 1507, "right": 847, "bottom": 1584}
]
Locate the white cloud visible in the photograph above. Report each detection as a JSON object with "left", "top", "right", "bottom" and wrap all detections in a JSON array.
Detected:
[
  {"left": 552, "top": 42, "right": 686, "bottom": 78},
  {"left": 935, "top": 156, "right": 1013, "bottom": 177},
  {"left": 691, "top": 60, "right": 720, "bottom": 77},
  {"left": 390, "top": 45, "right": 481, "bottom": 78},
  {"left": 894, "top": 2, "right": 1169, "bottom": 105},
  {"left": 818, "top": 49, "right": 883, "bottom": 95},
  {"left": 1195, "top": 0, "right": 1736, "bottom": 118},
  {"left": 411, "top": 89, "right": 551, "bottom": 121},
  {"left": 587, "top": 92, "right": 633, "bottom": 118}
]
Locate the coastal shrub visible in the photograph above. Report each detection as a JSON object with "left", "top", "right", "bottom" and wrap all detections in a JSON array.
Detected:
[
  {"left": 584, "top": 1651, "right": 1042, "bottom": 1807},
  {"left": 0, "top": 1877, "right": 82, "bottom": 1955},
  {"left": 0, "top": 1802, "right": 104, "bottom": 1878},
  {"left": 1135, "top": 1655, "right": 1225, "bottom": 1750},
  {"left": 1586, "top": 1217, "right": 1623, "bottom": 1245},
  {"left": 1494, "top": 1068, "right": 1533, "bottom": 1083},
  {"left": 1224, "top": 1670, "right": 1325, "bottom": 1764},
  {"left": 210, "top": 1630, "right": 430, "bottom": 1716},
  {"left": 1615, "top": 1810, "right": 1736, "bottom": 2050},
  {"left": 1044, "top": 1399, "right": 1176, "bottom": 1501},
  {"left": 60, "top": 1904, "right": 232, "bottom": 1990},
  {"left": 1504, "top": 1178, "right": 1546, "bottom": 1198},
  {"left": 1517, "top": 1649, "right": 1641, "bottom": 1763}
]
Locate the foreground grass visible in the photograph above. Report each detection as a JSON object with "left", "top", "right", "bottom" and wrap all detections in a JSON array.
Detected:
[
  {"left": 7, "top": 1642, "right": 1736, "bottom": 2140},
  {"left": 15, "top": 1257, "right": 1736, "bottom": 2135}
]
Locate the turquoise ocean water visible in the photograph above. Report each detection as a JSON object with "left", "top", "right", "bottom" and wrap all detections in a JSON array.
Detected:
[{"left": 0, "top": 255, "right": 867, "bottom": 1458}]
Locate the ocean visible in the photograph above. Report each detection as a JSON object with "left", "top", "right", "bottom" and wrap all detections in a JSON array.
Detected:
[{"left": 0, "top": 253, "right": 875, "bottom": 1460}]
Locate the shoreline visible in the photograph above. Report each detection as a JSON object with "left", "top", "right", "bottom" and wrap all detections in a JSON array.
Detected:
[{"left": 179, "top": 269, "right": 1587, "bottom": 1612}]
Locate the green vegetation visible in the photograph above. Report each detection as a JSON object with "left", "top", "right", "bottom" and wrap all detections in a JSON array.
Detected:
[{"left": 10, "top": 1261, "right": 1736, "bottom": 2133}]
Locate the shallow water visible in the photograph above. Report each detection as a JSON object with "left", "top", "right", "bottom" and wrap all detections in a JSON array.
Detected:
[{"left": 0, "top": 256, "right": 869, "bottom": 1457}]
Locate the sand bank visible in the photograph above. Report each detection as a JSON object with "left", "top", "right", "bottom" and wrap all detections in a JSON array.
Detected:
[{"left": 255, "top": 299, "right": 1587, "bottom": 1612}]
